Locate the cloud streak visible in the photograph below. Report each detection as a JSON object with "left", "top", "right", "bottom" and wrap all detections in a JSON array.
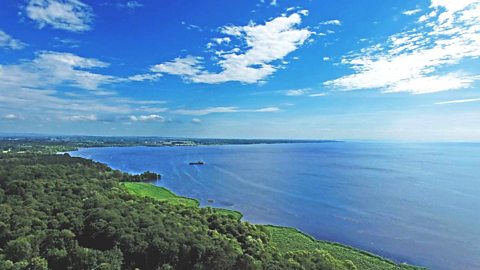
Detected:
[
  {"left": 0, "top": 51, "right": 159, "bottom": 91},
  {"left": 285, "top": 88, "right": 311, "bottom": 96},
  {"left": 435, "top": 98, "right": 480, "bottom": 105},
  {"left": 116, "top": 1, "right": 144, "bottom": 9},
  {"left": 283, "top": 88, "right": 326, "bottom": 97},
  {"left": 174, "top": 106, "right": 280, "bottom": 116},
  {"left": 129, "top": 114, "right": 165, "bottom": 122},
  {"left": 318, "top": 20, "right": 341, "bottom": 26},
  {"left": 3, "top": 114, "right": 19, "bottom": 120},
  {"left": 191, "top": 118, "right": 201, "bottom": 124},
  {"left": 402, "top": 9, "right": 422, "bottom": 16},
  {"left": 0, "top": 51, "right": 113, "bottom": 91},
  {"left": 61, "top": 114, "right": 97, "bottom": 121},
  {"left": 0, "top": 30, "right": 27, "bottom": 50}
]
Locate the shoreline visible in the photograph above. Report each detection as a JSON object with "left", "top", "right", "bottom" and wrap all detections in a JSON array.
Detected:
[
  {"left": 68, "top": 146, "right": 425, "bottom": 270},
  {"left": 119, "top": 181, "right": 424, "bottom": 270}
]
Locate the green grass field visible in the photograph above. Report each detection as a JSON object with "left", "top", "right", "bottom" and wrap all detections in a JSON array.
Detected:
[
  {"left": 121, "top": 182, "right": 199, "bottom": 207},
  {"left": 122, "top": 182, "right": 243, "bottom": 219},
  {"left": 264, "top": 225, "right": 425, "bottom": 270}
]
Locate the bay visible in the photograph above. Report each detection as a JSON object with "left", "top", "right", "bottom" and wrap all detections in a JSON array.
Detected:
[{"left": 71, "top": 142, "right": 480, "bottom": 270}]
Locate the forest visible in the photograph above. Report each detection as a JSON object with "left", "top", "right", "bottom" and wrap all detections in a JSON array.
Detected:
[{"left": 0, "top": 142, "right": 422, "bottom": 270}]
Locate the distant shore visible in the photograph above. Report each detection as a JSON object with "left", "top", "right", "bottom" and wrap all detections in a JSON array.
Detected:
[{"left": 0, "top": 135, "right": 340, "bottom": 155}]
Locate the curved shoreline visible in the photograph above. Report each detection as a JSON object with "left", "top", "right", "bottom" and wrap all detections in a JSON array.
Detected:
[
  {"left": 121, "top": 181, "right": 424, "bottom": 270},
  {"left": 67, "top": 146, "right": 425, "bottom": 269}
]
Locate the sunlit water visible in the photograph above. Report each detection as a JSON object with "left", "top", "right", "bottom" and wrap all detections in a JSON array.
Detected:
[{"left": 71, "top": 142, "right": 480, "bottom": 270}]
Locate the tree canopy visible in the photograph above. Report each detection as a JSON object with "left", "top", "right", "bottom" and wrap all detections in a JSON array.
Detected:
[{"left": 0, "top": 152, "right": 357, "bottom": 270}]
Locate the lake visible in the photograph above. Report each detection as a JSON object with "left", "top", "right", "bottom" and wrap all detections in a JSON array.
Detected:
[{"left": 71, "top": 142, "right": 480, "bottom": 270}]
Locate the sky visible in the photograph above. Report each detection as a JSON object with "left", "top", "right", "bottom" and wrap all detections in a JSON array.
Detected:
[{"left": 0, "top": 0, "right": 479, "bottom": 141}]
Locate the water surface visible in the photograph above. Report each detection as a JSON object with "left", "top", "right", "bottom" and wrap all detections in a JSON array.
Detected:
[{"left": 71, "top": 142, "right": 480, "bottom": 270}]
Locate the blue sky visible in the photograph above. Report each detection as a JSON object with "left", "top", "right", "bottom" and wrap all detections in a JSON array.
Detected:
[{"left": 0, "top": 0, "right": 479, "bottom": 140}]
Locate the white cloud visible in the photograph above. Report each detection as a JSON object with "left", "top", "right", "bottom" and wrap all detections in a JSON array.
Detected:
[
  {"left": 151, "top": 12, "right": 313, "bottom": 84},
  {"left": 318, "top": 20, "right": 341, "bottom": 26},
  {"left": 322, "top": 56, "right": 330, "bottom": 61},
  {"left": 435, "top": 97, "right": 480, "bottom": 104},
  {"left": 191, "top": 118, "right": 201, "bottom": 124},
  {"left": 254, "top": 107, "right": 280, "bottom": 112},
  {"left": 25, "top": 0, "right": 93, "bottom": 32},
  {"left": 127, "top": 73, "right": 162, "bottom": 82},
  {"left": 298, "top": 10, "right": 309, "bottom": 16},
  {"left": 403, "top": 9, "right": 422, "bottom": 16},
  {"left": 324, "top": 0, "right": 480, "bottom": 94},
  {"left": 213, "top": 37, "right": 231, "bottom": 45},
  {"left": 116, "top": 1, "right": 143, "bottom": 9},
  {"left": 0, "top": 30, "right": 27, "bottom": 50},
  {"left": 285, "top": 88, "right": 311, "bottom": 96},
  {"left": 386, "top": 73, "right": 475, "bottom": 94},
  {"left": 174, "top": 107, "right": 238, "bottom": 116},
  {"left": 129, "top": 114, "right": 165, "bottom": 122},
  {"left": 52, "top": 37, "right": 81, "bottom": 48},
  {"left": 283, "top": 88, "right": 326, "bottom": 97},
  {"left": 62, "top": 114, "right": 97, "bottom": 121},
  {"left": 151, "top": 56, "right": 203, "bottom": 76},
  {"left": 0, "top": 51, "right": 113, "bottom": 91},
  {"left": 181, "top": 21, "right": 202, "bottom": 31},
  {"left": 309, "top": 93, "right": 327, "bottom": 97},
  {"left": 174, "top": 106, "right": 280, "bottom": 116},
  {"left": 3, "top": 114, "right": 19, "bottom": 120}
]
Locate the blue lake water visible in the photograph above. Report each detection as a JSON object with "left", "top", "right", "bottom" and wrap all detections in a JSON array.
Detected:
[{"left": 71, "top": 142, "right": 480, "bottom": 270}]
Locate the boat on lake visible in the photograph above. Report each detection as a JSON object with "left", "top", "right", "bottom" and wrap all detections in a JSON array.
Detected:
[{"left": 189, "top": 161, "right": 205, "bottom": 165}]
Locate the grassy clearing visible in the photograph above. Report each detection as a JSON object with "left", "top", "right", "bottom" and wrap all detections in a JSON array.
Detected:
[
  {"left": 122, "top": 182, "right": 243, "bottom": 220},
  {"left": 121, "top": 182, "right": 199, "bottom": 207},
  {"left": 264, "top": 225, "right": 425, "bottom": 270}
]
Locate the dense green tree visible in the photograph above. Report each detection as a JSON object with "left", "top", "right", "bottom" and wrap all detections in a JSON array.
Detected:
[
  {"left": 27, "top": 257, "right": 49, "bottom": 270},
  {"left": 5, "top": 237, "right": 34, "bottom": 261}
]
